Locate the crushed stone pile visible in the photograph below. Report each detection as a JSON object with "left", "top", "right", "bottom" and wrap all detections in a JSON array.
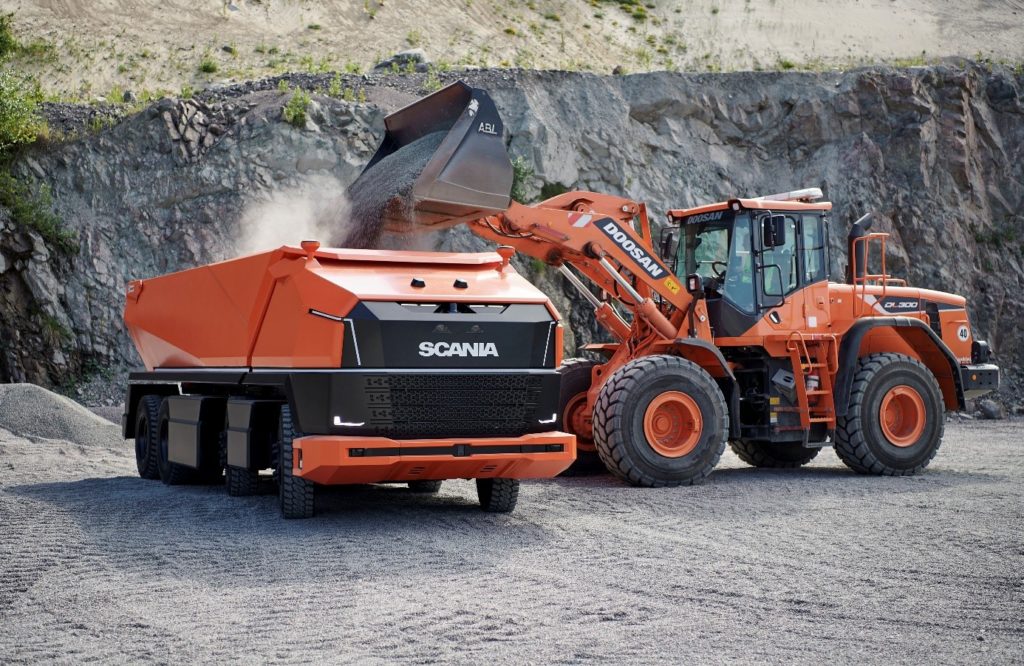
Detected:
[
  {"left": 0, "top": 384, "right": 122, "bottom": 448},
  {"left": 339, "top": 130, "right": 446, "bottom": 249}
]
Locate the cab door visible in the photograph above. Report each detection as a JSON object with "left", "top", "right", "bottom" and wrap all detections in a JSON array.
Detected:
[{"left": 754, "top": 211, "right": 831, "bottom": 334}]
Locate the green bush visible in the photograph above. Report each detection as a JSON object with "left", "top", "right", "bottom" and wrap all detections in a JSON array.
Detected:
[
  {"left": 0, "top": 12, "right": 17, "bottom": 59},
  {"left": 0, "top": 170, "right": 77, "bottom": 254},
  {"left": 282, "top": 88, "right": 311, "bottom": 127},
  {"left": 0, "top": 69, "right": 43, "bottom": 153},
  {"left": 510, "top": 156, "right": 534, "bottom": 203}
]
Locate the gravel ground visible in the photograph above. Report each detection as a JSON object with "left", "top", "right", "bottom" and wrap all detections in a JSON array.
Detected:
[{"left": 0, "top": 385, "right": 1021, "bottom": 664}]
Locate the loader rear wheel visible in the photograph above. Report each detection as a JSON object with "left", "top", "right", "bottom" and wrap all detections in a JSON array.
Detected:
[
  {"left": 835, "top": 353, "right": 944, "bottom": 475},
  {"left": 134, "top": 395, "right": 162, "bottom": 480},
  {"left": 407, "top": 480, "right": 442, "bottom": 494},
  {"left": 730, "top": 440, "right": 820, "bottom": 468},
  {"left": 156, "top": 398, "right": 196, "bottom": 485},
  {"left": 555, "top": 358, "right": 604, "bottom": 474},
  {"left": 593, "top": 355, "right": 728, "bottom": 487},
  {"left": 278, "top": 405, "right": 315, "bottom": 519},
  {"left": 476, "top": 478, "right": 519, "bottom": 513}
]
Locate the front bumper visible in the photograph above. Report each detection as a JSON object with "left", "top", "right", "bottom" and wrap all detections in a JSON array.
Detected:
[
  {"left": 292, "top": 431, "right": 576, "bottom": 485},
  {"left": 961, "top": 364, "right": 999, "bottom": 399}
]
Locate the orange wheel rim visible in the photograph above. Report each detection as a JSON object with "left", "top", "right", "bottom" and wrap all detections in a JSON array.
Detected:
[
  {"left": 563, "top": 392, "right": 595, "bottom": 452},
  {"left": 643, "top": 391, "right": 703, "bottom": 458},
  {"left": 879, "top": 385, "right": 926, "bottom": 447}
]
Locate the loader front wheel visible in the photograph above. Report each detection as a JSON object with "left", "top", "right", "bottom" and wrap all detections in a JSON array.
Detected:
[
  {"left": 134, "top": 395, "right": 162, "bottom": 480},
  {"left": 835, "top": 353, "right": 944, "bottom": 475},
  {"left": 277, "top": 405, "right": 315, "bottom": 518},
  {"left": 555, "top": 358, "right": 604, "bottom": 474},
  {"left": 730, "top": 440, "right": 820, "bottom": 468},
  {"left": 476, "top": 478, "right": 519, "bottom": 513},
  {"left": 593, "top": 355, "right": 727, "bottom": 487}
]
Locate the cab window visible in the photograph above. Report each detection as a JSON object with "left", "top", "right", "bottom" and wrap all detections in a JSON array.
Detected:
[
  {"left": 801, "top": 214, "right": 827, "bottom": 283},
  {"left": 760, "top": 214, "right": 799, "bottom": 296}
]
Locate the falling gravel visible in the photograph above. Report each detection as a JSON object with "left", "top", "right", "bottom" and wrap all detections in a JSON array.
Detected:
[
  {"left": 0, "top": 385, "right": 1021, "bottom": 663},
  {"left": 339, "top": 131, "right": 447, "bottom": 249}
]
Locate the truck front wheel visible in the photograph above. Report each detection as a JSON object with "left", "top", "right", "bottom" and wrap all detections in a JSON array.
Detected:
[
  {"left": 278, "top": 405, "right": 315, "bottom": 518},
  {"left": 835, "top": 353, "right": 944, "bottom": 475},
  {"left": 593, "top": 355, "right": 728, "bottom": 487},
  {"left": 476, "top": 478, "right": 519, "bottom": 513}
]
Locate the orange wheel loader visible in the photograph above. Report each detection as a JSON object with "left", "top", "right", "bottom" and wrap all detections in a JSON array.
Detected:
[{"left": 373, "top": 83, "right": 1000, "bottom": 486}]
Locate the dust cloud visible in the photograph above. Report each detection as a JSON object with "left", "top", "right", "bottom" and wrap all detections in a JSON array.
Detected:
[{"left": 234, "top": 174, "right": 353, "bottom": 255}]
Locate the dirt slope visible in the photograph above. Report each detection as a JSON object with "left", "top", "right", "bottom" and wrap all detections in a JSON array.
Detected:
[
  {"left": 0, "top": 384, "right": 1020, "bottom": 662},
  {"left": 4, "top": 0, "right": 1024, "bottom": 98}
]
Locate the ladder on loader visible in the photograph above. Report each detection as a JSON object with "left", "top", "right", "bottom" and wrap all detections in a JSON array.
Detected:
[{"left": 776, "top": 333, "right": 838, "bottom": 445}]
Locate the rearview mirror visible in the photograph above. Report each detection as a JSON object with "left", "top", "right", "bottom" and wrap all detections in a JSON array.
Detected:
[
  {"left": 761, "top": 215, "right": 787, "bottom": 248},
  {"left": 659, "top": 227, "right": 680, "bottom": 262}
]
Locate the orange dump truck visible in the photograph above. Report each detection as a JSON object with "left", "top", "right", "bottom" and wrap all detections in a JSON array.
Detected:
[{"left": 122, "top": 244, "right": 575, "bottom": 517}]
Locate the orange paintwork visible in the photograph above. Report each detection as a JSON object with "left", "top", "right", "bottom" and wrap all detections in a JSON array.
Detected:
[
  {"left": 643, "top": 391, "right": 702, "bottom": 457},
  {"left": 124, "top": 246, "right": 557, "bottom": 370},
  {"left": 293, "top": 431, "right": 576, "bottom": 484},
  {"left": 879, "top": 385, "right": 926, "bottom": 447}
]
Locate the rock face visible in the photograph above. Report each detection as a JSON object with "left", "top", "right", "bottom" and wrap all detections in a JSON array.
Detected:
[{"left": 1, "top": 63, "right": 1022, "bottom": 403}]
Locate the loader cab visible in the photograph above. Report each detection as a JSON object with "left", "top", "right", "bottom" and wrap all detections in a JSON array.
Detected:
[{"left": 665, "top": 195, "right": 832, "bottom": 338}]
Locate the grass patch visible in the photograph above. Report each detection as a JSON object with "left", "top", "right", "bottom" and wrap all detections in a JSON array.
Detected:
[
  {"left": 0, "top": 69, "right": 45, "bottom": 153},
  {"left": 0, "top": 170, "right": 77, "bottom": 254},
  {"left": 198, "top": 56, "right": 218, "bottom": 74}
]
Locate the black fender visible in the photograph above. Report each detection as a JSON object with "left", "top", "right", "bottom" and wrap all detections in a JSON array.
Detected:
[
  {"left": 834, "top": 317, "right": 966, "bottom": 416},
  {"left": 673, "top": 337, "right": 741, "bottom": 439}
]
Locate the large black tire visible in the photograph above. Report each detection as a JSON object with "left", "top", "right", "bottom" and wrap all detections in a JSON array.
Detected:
[
  {"left": 407, "top": 480, "right": 442, "bottom": 494},
  {"left": 226, "top": 465, "right": 260, "bottom": 496},
  {"left": 730, "top": 440, "right": 820, "bottom": 468},
  {"left": 476, "top": 478, "right": 519, "bottom": 513},
  {"left": 278, "top": 405, "right": 315, "bottom": 519},
  {"left": 156, "top": 399, "right": 196, "bottom": 485},
  {"left": 593, "top": 355, "right": 728, "bottom": 487},
  {"left": 134, "top": 395, "right": 162, "bottom": 480},
  {"left": 835, "top": 353, "right": 944, "bottom": 475},
  {"left": 555, "top": 358, "right": 604, "bottom": 474}
]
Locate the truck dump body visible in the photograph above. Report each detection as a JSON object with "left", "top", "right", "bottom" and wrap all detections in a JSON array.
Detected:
[{"left": 123, "top": 244, "right": 574, "bottom": 516}]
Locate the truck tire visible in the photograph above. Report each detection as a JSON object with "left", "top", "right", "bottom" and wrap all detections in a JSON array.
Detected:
[
  {"left": 278, "top": 405, "right": 315, "bottom": 519},
  {"left": 835, "top": 353, "right": 944, "bottom": 475},
  {"left": 407, "top": 480, "right": 442, "bottom": 493},
  {"left": 556, "top": 358, "right": 604, "bottom": 474},
  {"left": 593, "top": 355, "right": 728, "bottom": 487},
  {"left": 476, "top": 478, "right": 519, "bottom": 513},
  {"left": 226, "top": 465, "right": 260, "bottom": 496},
  {"left": 157, "top": 398, "right": 196, "bottom": 485},
  {"left": 730, "top": 440, "right": 820, "bottom": 468},
  {"left": 134, "top": 395, "right": 162, "bottom": 480}
]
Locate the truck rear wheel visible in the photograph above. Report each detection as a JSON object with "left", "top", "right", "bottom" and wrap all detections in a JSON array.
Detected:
[
  {"left": 134, "top": 395, "right": 162, "bottom": 480},
  {"left": 278, "top": 405, "right": 315, "bottom": 519},
  {"left": 226, "top": 464, "right": 260, "bottom": 496},
  {"left": 835, "top": 353, "right": 944, "bottom": 475},
  {"left": 555, "top": 358, "right": 604, "bottom": 474},
  {"left": 407, "top": 480, "right": 442, "bottom": 493},
  {"left": 593, "top": 355, "right": 728, "bottom": 487},
  {"left": 476, "top": 478, "right": 519, "bottom": 513},
  {"left": 730, "top": 440, "right": 820, "bottom": 468},
  {"left": 156, "top": 399, "right": 196, "bottom": 485}
]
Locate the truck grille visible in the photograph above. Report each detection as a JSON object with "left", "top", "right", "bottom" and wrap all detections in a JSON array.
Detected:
[{"left": 363, "top": 374, "right": 546, "bottom": 438}]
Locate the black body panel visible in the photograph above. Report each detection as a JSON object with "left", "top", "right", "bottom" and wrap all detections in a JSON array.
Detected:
[
  {"left": 342, "top": 301, "right": 557, "bottom": 369},
  {"left": 961, "top": 364, "right": 999, "bottom": 399},
  {"left": 128, "top": 368, "right": 561, "bottom": 440}
]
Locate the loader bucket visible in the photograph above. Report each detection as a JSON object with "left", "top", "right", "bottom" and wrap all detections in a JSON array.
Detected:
[{"left": 362, "top": 81, "right": 513, "bottom": 231}]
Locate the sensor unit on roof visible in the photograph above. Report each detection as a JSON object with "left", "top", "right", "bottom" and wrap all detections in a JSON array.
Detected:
[{"left": 753, "top": 187, "right": 824, "bottom": 203}]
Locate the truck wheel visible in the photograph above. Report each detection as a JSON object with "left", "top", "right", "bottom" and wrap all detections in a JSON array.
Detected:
[
  {"left": 835, "top": 353, "right": 944, "bottom": 475},
  {"left": 156, "top": 398, "right": 196, "bottom": 485},
  {"left": 730, "top": 440, "right": 820, "bottom": 468},
  {"left": 593, "top": 355, "right": 728, "bottom": 487},
  {"left": 556, "top": 358, "right": 605, "bottom": 474},
  {"left": 134, "top": 395, "right": 162, "bottom": 480},
  {"left": 407, "top": 480, "right": 442, "bottom": 493},
  {"left": 226, "top": 465, "right": 260, "bottom": 496},
  {"left": 278, "top": 405, "right": 315, "bottom": 519},
  {"left": 476, "top": 478, "right": 519, "bottom": 513}
]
